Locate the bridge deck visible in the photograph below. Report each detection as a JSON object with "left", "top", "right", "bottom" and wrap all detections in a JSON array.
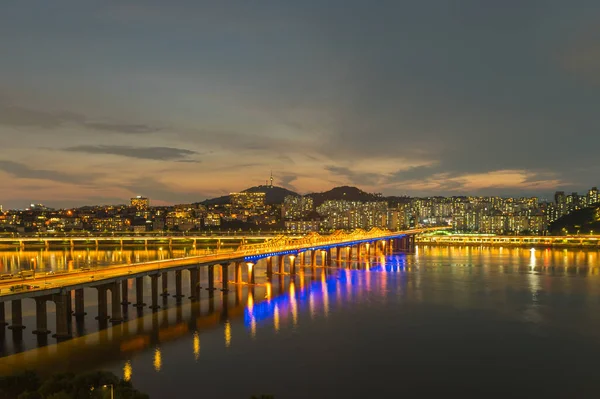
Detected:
[{"left": 0, "top": 228, "right": 437, "bottom": 301}]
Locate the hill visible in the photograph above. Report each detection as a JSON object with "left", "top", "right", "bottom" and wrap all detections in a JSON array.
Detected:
[
  {"left": 549, "top": 204, "right": 600, "bottom": 235},
  {"left": 306, "top": 186, "right": 383, "bottom": 207}
]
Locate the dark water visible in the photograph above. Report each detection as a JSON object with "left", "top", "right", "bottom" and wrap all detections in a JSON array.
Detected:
[{"left": 2, "top": 246, "right": 600, "bottom": 398}]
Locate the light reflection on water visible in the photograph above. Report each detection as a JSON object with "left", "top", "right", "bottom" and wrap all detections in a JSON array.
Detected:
[{"left": 1, "top": 246, "right": 600, "bottom": 397}]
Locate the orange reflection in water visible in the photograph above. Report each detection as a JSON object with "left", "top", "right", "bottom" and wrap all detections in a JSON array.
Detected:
[
  {"left": 224, "top": 321, "right": 231, "bottom": 348},
  {"left": 123, "top": 360, "right": 132, "bottom": 382},
  {"left": 153, "top": 347, "right": 162, "bottom": 372},
  {"left": 193, "top": 331, "right": 200, "bottom": 361}
]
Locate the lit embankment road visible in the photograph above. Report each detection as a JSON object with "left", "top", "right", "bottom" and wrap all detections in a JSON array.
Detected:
[
  {"left": 417, "top": 233, "right": 600, "bottom": 247},
  {"left": 0, "top": 227, "right": 441, "bottom": 299},
  {"left": 0, "top": 233, "right": 300, "bottom": 250}
]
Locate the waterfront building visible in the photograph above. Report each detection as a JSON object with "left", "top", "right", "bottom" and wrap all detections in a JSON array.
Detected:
[{"left": 130, "top": 196, "right": 150, "bottom": 210}]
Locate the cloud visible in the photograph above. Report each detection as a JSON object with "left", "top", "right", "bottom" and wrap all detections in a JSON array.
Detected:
[
  {"left": 277, "top": 173, "right": 299, "bottom": 191},
  {"left": 62, "top": 145, "right": 199, "bottom": 161},
  {"left": 0, "top": 104, "right": 82, "bottom": 128},
  {"left": 0, "top": 103, "right": 160, "bottom": 135},
  {"left": 83, "top": 122, "right": 161, "bottom": 134},
  {"left": 0, "top": 160, "right": 94, "bottom": 184},
  {"left": 325, "top": 165, "right": 383, "bottom": 186}
]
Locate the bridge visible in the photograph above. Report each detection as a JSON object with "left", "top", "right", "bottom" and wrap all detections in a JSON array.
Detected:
[
  {"left": 0, "top": 227, "right": 437, "bottom": 341},
  {"left": 416, "top": 233, "right": 600, "bottom": 247}
]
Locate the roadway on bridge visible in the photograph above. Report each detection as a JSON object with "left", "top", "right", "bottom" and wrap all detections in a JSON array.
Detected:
[{"left": 0, "top": 249, "right": 240, "bottom": 298}]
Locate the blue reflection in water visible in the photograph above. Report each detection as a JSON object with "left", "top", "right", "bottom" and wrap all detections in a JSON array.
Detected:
[{"left": 244, "top": 253, "right": 408, "bottom": 328}]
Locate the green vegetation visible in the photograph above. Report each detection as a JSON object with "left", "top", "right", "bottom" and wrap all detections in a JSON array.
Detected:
[
  {"left": 549, "top": 204, "right": 600, "bottom": 235},
  {"left": 0, "top": 370, "right": 148, "bottom": 399}
]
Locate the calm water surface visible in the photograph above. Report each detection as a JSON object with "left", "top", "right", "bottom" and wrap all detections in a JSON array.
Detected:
[{"left": 2, "top": 246, "right": 600, "bottom": 398}]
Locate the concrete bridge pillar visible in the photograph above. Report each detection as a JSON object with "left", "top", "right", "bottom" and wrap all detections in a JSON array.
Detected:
[
  {"left": 134, "top": 277, "right": 146, "bottom": 308},
  {"left": 326, "top": 250, "right": 332, "bottom": 267},
  {"left": 235, "top": 262, "right": 243, "bottom": 283},
  {"left": 278, "top": 256, "right": 284, "bottom": 274},
  {"left": 65, "top": 290, "right": 72, "bottom": 316},
  {"left": 247, "top": 262, "right": 256, "bottom": 284},
  {"left": 95, "top": 286, "right": 109, "bottom": 320},
  {"left": 150, "top": 275, "right": 160, "bottom": 310},
  {"left": 45, "top": 240, "right": 50, "bottom": 250},
  {"left": 221, "top": 264, "right": 229, "bottom": 293},
  {"left": 110, "top": 282, "right": 123, "bottom": 322},
  {"left": 207, "top": 265, "right": 215, "bottom": 297},
  {"left": 8, "top": 300, "right": 25, "bottom": 330},
  {"left": 289, "top": 256, "right": 296, "bottom": 275},
  {"left": 266, "top": 257, "right": 273, "bottom": 276},
  {"left": 161, "top": 272, "right": 169, "bottom": 297},
  {"left": 311, "top": 250, "right": 317, "bottom": 267},
  {"left": 121, "top": 280, "right": 130, "bottom": 305},
  {"left": 174, "top": 270, "right": 184, "bottom": 300},
  {"left": 188, "top": 267, "right": 200, "bottom": 300},
  {"left": 336, "top": 247, "right": 342, "bottom": 265},
  {"left": 52, "top": 292, "right": 71, "bottom": 339},
  {"left": 299, "top": 252, "right": 305, "bottom": 267},
  {"left": 33, "top": 297, "right": 50, "bottom": 335},
  {"left": 73, "top": 288, "right": 86, "bottom": 317},
  {"left": 0, "top": 302, "right": 6, "bottom": 327}
]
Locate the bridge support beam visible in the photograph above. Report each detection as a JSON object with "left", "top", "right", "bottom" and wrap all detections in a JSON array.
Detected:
[
  {"left": 121, "top": 280, "right": 130, "bottom": 305},
  {"left": 33, "top": 297, "right": 50, "bottom": 335},
  {"left": 174, "top": 270, "right": 184, "bottom": 300},
  {"left": 235, "top": 262, "right": 243, "bottom": 283},
  {"left": 207, "top": 265, "right": 215, "bottom": 297},
  {"left": 311, "top": 250, "right": 317, "bottom": 267},
  {"left": 188, "top": 267, "right": 200, "bottom": 300},
  {"left": 221, "top": 264, "right": 229, "bottom": 293},
  {"left": 150, "top": 275, "right": 160, "bottom": 310},
  {"left": 95, "top": 286, "right": 109, "bottom": 320},
  {"left": 0, "top": 302, "right": 6, "bottom": 327},
  {"left": 266, "top": 257, "right": 273, "bottom": 277},
  {"left": 289, "top": 256, "right": 296, "bottom": 275},
  {"left": 8, "top": 300, "right": 25, "bottom": 330},
  {"left": 73, "top": 288, "right": 86, "bottom": 317},
  {"left": 134, "top": 277, "right": 146, "bottom": 308},
  {"left": 161, "top": 272, "right": 169, "bottom": 297},
  {"left": 299, "top": 252, "right": 305, "bottom": 267},
  {"left": 110, "top": 282, "right": 123, "bottom": 322},
  {"left": 247, "top": 262, "right": 255, "bottom": 284},
  {"left": 278, "top": 256, "right": 284, "bottom": 274},
  {"left": 52, "top": 292, "right": 71, "bottom": 339},
  {"left": 336, "top": 247, "right": 342, "bottom": 266}
]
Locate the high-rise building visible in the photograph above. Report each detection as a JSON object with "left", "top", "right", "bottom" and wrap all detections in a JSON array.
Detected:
[
  {"left": 130, "top": 196, "right": 150, "bottom": 210},
  {"left": 588, "top": 187, "right": 599, "bottom": 206},
  {"left": 230, "top": 192, "right": 266, "bottom": 209},
  {"left": 283, "top": 195, "right": 314, "bottom": 219}
]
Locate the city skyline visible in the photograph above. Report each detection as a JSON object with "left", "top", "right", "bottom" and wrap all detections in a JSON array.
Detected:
[
  {"left": 1, "top": 179, "right": 600, "bottom": 210},
  {"left": 2, "top": 1, "right": 600, "bottom": 209}
]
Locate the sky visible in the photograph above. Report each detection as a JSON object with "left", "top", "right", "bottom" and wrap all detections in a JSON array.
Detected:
[{"left": 1, "top": 0, "right": 599, "bottom": 209}]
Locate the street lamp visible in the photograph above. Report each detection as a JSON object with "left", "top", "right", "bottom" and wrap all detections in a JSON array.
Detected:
[
  {"left": 103, "top": 384, "right": 114, "bottom": 399},
  {"left": 90, "top": 384, "right": 113, "bottom": 399}
]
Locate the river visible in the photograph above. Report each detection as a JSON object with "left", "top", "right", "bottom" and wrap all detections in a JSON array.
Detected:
[{"left": 1, "top": 246, "right": 600, "bottom": 398}]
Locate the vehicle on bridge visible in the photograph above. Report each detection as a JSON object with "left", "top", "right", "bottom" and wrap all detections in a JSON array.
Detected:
[{"left": 17, "top": 270, "right": 35, "bottom": 279}]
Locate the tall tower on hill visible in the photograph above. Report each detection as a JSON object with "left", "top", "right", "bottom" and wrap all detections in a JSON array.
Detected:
[{"left": 270, "top": 171, "right": 274, "bottom": 188}]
